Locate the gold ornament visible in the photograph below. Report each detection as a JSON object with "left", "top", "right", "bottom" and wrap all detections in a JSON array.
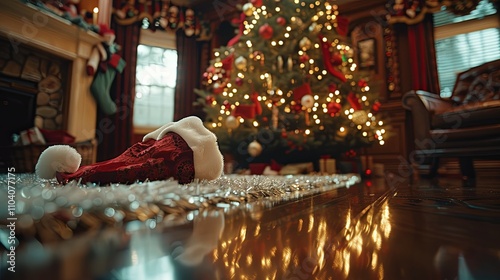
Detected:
[
  {"left": 351, "top": 110, "right": 369, "bottom": 125},
  {"left": 243, "top": 3, "right": 254, "bottom": 16},
  {"left": 235, "top": 56, "right": 247, "bottom": 70},
  {"left": 226, "top": 116, "right": 240, "bottom": 129},
  {"left": 301, "top": 94, "right": 314, "bottom": 109},
  {"left": 299, "top": 37, "right": 312, "bottom": 50},
  {"left": 248, "top": 140, "right": 263, "bottom": 157}
]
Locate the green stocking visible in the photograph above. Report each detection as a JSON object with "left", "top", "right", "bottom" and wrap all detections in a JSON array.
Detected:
[{"left": 90, "top": 57, "right": 126, "bottom": 115}]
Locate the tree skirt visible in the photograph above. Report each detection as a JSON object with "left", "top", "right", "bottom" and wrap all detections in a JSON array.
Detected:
[{"left": 0, "top": 174, "right": 359, "bottom": 246}]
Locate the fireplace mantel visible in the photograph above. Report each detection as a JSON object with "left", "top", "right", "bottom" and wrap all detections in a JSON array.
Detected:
[{"left": 0, "top": 0, "right": 101, "bottom": 142}]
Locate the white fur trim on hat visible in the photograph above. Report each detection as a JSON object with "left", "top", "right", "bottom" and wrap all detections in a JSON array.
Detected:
[
  {"left": 143, "top": 116, "right": 224, "bottom": 181},
  {"left": 35, "top": 145, "right": 82, "bottom": 179}
]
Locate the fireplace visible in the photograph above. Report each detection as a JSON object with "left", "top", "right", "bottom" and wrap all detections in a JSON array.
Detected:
[
  {"left": 0, "top": 75, "right": 38, "bottom": 145},
  {"left": 0, "top": 0, "right": 103, "bottom": 165}
]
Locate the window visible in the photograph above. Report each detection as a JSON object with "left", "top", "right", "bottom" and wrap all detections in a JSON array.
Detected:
[
  {"left": 133, "top": 30, "right": 177, "bottom": 130},
  {"left": 434, "top": 0, "right": 499, "bottom": 98}
]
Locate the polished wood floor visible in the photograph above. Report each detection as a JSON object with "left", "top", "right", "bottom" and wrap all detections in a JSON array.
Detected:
[{"left": 3, "top": 174, "right": 500, "bottom": 280}]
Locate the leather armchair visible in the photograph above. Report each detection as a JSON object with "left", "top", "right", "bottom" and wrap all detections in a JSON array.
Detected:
[{"left": 402, "top": 59, "right": 500, "bottom": 181}]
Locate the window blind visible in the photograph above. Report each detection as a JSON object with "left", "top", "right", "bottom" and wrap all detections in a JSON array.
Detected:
[{"left": 433, "top": 0, "right": 499, "bottom": 97}]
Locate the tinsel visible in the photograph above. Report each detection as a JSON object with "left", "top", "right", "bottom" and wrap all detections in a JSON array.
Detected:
[{"left": 0, "top": 174, "right": 359, "bottom": 245}]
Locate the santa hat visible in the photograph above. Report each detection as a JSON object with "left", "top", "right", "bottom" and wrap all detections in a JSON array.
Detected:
[
  {"left": 35, "top": 116, "right": 224, "bottom": 184},
  {"left": 98, "top": 24, "right": 115, "bottom": 36}
]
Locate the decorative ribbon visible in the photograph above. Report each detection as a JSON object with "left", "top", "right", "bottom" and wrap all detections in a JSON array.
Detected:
[
  {"left": 228, "top": 13, "right": 246, "bottom": 47},
  {"left": 347, "top": 92, "right": 362, "bottom": 110},
  {"left": 292, "top": 83, "right": 312, "bottom": 103},
  {"left": 233, "top": 92, "right": 262, "bottom": 119}
]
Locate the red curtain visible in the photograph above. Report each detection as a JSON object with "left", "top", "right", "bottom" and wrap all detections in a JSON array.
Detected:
[
  {"left": 95, "top": 17, "right": 140, "bottom": 161},
  {"left": 173, "top": 29, "right": 204, "bottom": 121},
  {"left": 406, "top": 14, "right": 440, "bottom": 94}
]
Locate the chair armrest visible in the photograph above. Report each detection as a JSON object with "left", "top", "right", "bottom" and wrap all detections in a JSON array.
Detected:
[
  {"left": 402, "top": 90, "right": 434, "bottom": 143},
  {"left": 411, "top": 90, "right": 454, "bottom": 114}
]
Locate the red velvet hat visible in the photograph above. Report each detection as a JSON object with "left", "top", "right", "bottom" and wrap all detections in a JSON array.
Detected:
[{"left": 35, "top": 116, "right": 224, "bottom": 185}]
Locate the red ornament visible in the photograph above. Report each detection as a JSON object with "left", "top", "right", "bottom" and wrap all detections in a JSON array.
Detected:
[
  {"left": 235, "top": 77, "right": 243, "bottom": 86},
  {"left": 331, "top": 53, "right": 343, "bottom": 66},
  {"left": 222, "top": 100, "right": 231, "bottom": 111},
  {"left": 358, "top": 79, "right": 368, "bottom": 87},
  {"left": 281, "top": 131, "right": 288, "bottom": 138},
  {"left": 251, "top": 0, "right": 263, "bottom": 7},
  {"left": 328, "top": 83, "right": 337, "bottom": 93},
  {"left": 292, "top": 104, "right": 302, "bottom": 112},
  {"left": 299, "top": 54, "right": 309, "bottom": 63},
  {"left": 205, "top": 95, "right": 215, "bottom": 105},
  {"left": 276, "top": 17, "right": 286, "bottom": 26},
  {"left": 259, "top": 24, "right": 274, "bottom": 40},
  {"left": 207, "top": 66, "right": 216, "bottom": 73},
  {"left": 327, "top": 102, "right": 341, "bottom": 116},
  {"left": 372, "top": 101, "right": 381, "bottom": 113}
]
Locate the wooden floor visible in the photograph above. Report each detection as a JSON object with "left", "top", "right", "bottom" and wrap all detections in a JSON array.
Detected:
[{"left": 3, "top": 174, "right": 500, "bottom": 280}]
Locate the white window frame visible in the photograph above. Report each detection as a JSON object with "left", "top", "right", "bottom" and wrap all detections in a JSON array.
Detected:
[{"left": 134, "top": 29, "right": 177, "bottom": 135}]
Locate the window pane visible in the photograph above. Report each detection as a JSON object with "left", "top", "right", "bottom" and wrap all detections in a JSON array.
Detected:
[{"left": 134, "top": 45, "right": 177, "bottom": 128}]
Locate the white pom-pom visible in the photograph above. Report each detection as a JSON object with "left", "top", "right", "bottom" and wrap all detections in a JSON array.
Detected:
[{"left": 35, "top": 145, "right": 82, "bottom": 179}]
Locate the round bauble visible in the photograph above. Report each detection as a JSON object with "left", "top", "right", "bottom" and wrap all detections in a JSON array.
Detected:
[
  {"left": 205, "top": 95, "right": 215, "bottom": 105},
  {"left": 372, "top": 101, "right": 381, "bottom": 113},
  {"left": 331, "top": 53, "right": 343, "bottom": 65},
  {"left": 351, "top": 110, "right": 369, "bottom": 125},
  {"left": 327, "top": 102, "right": 341, "bottom": 116},
  {"left": 235, "top": 77, "right": 244, "bottom": 86},
  {"left": 259, "top": 23, "right": 274, "bottom": 40},
  {"left": 248, "top": 140, "right": 263, "bottom": 157},
  {"left": 299, "top": 54, "right": 309, "bottom": 63},
  {"left": 276, "top": 17, "right": 286, "bottom": 26},
  {"left": 242, "top": 3, "right": 254, "bottom": 16},
  {"left": 251, "top": 0, "right": 263, "bottom": 7},
  {"left": 234, "top": 56, "right": 247, "bottom": 70},
  {"left": 226, "top": 116, "right": 239, "bottom": 129},
  {"left": 301, "top": 94, "right": 314, "bottom": 108},
  {"left": 299, "top": 37, "right": 312, "bottom": 50}
]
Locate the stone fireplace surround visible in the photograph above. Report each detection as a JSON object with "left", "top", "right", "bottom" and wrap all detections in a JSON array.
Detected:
[{"left": 0, "top": 0, "right": 101, "bottom": 143}]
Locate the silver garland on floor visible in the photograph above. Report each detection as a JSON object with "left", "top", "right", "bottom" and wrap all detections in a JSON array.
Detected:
[{"left": 0, "top": 173, "right": 359, "bottom": 245}]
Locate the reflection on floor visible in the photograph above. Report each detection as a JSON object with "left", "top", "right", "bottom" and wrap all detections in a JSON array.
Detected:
[{"left": 2, "top": 174, "right": 500, "bottom": 279}]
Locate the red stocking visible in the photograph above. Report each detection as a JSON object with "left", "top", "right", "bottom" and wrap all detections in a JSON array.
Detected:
[{"left": 318, "top": 34, "right": 347, "bottom": 82}]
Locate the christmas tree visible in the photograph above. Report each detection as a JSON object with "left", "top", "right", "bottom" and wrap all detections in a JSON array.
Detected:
[{"left": 195, "top": 0, "right": 387, "bottom": 169}]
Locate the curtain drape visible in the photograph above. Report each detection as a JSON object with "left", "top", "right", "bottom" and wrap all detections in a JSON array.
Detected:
[
  {"left": 173, "top": 29, "right": 203, "bottom": 121},
  {"left": 406, "top": 14, "right": 440, "bottom": 94},
  {"left": 95, "top": 15, "right": 140, "bottom": 161}
]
